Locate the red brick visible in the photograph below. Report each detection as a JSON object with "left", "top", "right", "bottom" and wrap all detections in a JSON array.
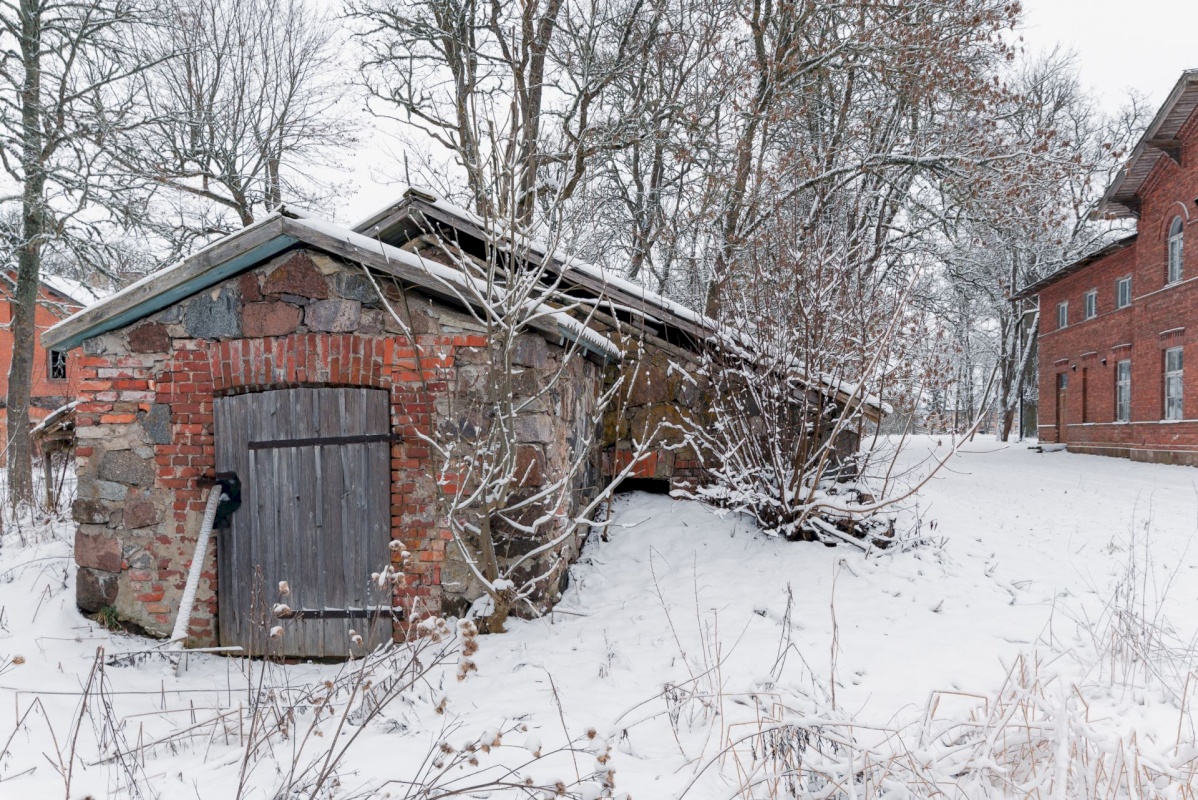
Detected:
[{"left": 1033, "top": 103, "right": 1198, "bottom": 459}]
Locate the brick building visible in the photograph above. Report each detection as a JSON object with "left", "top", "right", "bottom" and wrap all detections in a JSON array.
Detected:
[
  {"left": 1015, "top": 70, "right": 1198, "bottom": 464},
  {"left": 0, "top": 274, "right": 98, "bottom": 457},
  {"left": 45, "top": 190, "right": 883, "bottom": 656}
]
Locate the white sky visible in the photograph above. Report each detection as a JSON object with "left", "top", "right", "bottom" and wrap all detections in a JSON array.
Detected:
[
  {"left": 1019, "top": 0, "right": 1197, "bottom": 111},
  {"left": 334, "top": 1, "right": 1198, "bottom": 221}
]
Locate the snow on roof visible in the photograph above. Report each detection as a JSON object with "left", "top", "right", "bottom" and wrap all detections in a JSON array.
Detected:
[
  {"left": 40, "top": 273, "right": 111, "bottom": 307},
  {"left": 289, "top": 216, "right": 623, "bottom": 361},
  {"left": 381, "top": 188, "right": 889, "bottom": 416}
]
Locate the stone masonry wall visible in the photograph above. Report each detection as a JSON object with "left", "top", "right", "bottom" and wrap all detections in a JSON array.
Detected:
[
  {"left": 437, "top": 333, "right": 604, "bottom": 617},
  {"left": 600, "top": 348, "right": 709, "bottom": 490},
  {"left": 72, "top": 248, "right": 489, "bottom": 644},
  {"left": 72, "top": 245, "right": 632, "bottom": 644}
]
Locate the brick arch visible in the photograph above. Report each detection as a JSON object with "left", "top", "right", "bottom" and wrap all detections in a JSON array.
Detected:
[
  {"left": 1157, "top": 202, "right": 1191, "bottom": 238},
  {"left": 209, "top": 334, "right": 395, "bottom": 394},
  {"left": 201, "top": 332, "right": 449, "bottom": 627}
]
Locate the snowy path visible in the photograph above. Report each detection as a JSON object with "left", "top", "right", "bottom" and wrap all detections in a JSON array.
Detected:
[{"left": 2, "top": 436, "right": 1197, "bottom": 797}]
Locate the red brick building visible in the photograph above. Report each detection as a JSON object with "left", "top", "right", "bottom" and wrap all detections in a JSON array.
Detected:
[
  {"left": 0, "top": 274, "right": 98, "bottom": 454},
  {"left": 1016, "top": 70, "right": 1198, "bottom": 463}
]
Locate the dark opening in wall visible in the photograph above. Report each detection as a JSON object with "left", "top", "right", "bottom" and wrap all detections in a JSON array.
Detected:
[{"left": 614, "top": 478, "right": 671, "bottom": 495}]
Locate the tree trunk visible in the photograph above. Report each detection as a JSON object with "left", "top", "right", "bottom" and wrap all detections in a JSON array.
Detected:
[{"left": 7, "top": 0, "right": 45, "bottom": 507}]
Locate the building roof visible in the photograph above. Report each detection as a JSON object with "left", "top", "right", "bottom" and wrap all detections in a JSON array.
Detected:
[
  {"left": 356, "top": 190, "right": 889, "bottom": 417},
  {"left": 0, "top": 272, "right": 108, "bottom": 311},
  {"left": 1010, "top": 234, "right": 1138, "bottom": 301},
  {"left": 42, "top": 189, "right": 889, "bottom": 418},
  {"left": 1098, "top": 69, "right": 1198, "bottom": 218},
  {"left": 41, "top": 210, "right": 622, "bottom": 361}
]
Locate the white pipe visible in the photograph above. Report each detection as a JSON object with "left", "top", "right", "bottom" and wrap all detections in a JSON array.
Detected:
[{"left": 170, "top": 487, "right": 225, "bottom": 652}]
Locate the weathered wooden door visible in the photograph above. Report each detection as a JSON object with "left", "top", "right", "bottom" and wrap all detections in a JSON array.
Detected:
[{"left": 214, "top": 387, "right": 393, "bottom": 657}]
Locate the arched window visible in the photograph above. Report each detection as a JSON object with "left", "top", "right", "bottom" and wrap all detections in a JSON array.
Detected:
[{"left": 1168, "top": 216, "right": 1184, "bottom": 284}]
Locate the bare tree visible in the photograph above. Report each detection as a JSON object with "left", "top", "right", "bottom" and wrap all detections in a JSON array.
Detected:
[
  {"left": 368, "top": 188, "right": 663, "bottom": 633},
  {"left": 349, "top": 0, "right": 653, "bottom": 225},
  {"left": 130, "top": 0, "right": 352, "bottom": 249},
  {"left": 0, "top": 0, "right": 155, "bottom": 506},
  {"left": 936, "top": 52, "right": 1148, "bottom": 440}
]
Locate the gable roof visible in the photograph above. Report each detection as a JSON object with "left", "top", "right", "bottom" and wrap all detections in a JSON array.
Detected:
[
  {"left": 1010, "top": 234, "right": 1138, "bottom": 301},
  {"left": 353, "top": 189, "right": 715, "bottom": 346},
  {"left": 42, "top": 190, "right": 888, "bottom": 418},
  {"left": 355, "top": 190, "right": 889, "bottom": 418},
  {"left": 1099, "top": 69, "right": 1198, "bottom": 218},
  {"left": 41, "top": 211, "right": 622, "bottom": 360}
]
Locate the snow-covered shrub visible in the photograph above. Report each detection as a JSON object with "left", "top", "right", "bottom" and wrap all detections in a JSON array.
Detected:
[{"left": 683, "top": 215, "right": 920, "bottom": 546}]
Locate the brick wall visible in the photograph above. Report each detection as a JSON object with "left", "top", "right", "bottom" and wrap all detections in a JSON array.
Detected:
[
  {"left": 1037, "top": 106, "right": 1198, "bottom": 463},
  {"left": 0, "top": 285, "right": 83, "bottom": 454},
  {"left": 72, "top": 249, "right": 489, "bottom": 643},
  {"left": 70, "top": 246, "right": 629, "bottom": 646}
]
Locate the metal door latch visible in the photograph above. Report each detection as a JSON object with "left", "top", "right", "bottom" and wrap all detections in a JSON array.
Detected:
[{"left": 213, "top": 472, "right": 242, "bottom": 529}]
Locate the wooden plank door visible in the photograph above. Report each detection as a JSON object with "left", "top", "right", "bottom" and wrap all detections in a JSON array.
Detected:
[{"left": 214, "top": 387, "right": 393, "bottom": 657}]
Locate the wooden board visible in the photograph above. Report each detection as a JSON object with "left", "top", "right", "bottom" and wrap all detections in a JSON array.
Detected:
[{"left": 214, "top": 387, "right": 393, "bottom": 658}]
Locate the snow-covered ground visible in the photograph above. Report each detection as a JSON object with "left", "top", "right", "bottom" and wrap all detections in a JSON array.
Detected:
[{"left": 2, "top": 436, "right": 1197, "bottom": 798}]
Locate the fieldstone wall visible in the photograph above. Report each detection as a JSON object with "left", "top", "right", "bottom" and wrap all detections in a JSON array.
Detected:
[
  {"left": 71, "top": 248, "right": 488, "bottom": 643},
  {"left": 70, "top": 246, "right": 611, "bottom": 644},
  {"left": 600, "top": 348, "right": 710, "bottom": 490},
  {"left": 437, "top": 334, "right": 604, "bottom": 618}
]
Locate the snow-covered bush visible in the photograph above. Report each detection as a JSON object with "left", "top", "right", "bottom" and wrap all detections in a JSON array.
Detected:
[{"left": 683, "top": 216, "right": 919, "bottom": 546}]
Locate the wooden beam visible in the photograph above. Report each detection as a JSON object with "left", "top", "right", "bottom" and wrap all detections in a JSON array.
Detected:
[
  {"left": 1147, "top": 137, "right": 1182, "bottom": 165},
  {"left": 43, "top": 216, "right": 293, "bottom": 351}
]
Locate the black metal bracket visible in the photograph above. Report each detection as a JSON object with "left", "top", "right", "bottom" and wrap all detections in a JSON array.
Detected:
[
  {"left": 214, "top": 471, "right": 242, "bottom": 529},
  {"left": 275, "top": 607, "right": 406, "bottom": 620},
  {"left": 247, "top": 433, "right": 395, "bottom": 451}
]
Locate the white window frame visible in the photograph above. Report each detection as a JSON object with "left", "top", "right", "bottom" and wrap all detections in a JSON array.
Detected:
[
  {"left": 1084, "top": 289, "right": 1097, "bottom": 319},
  {"left": 1057, "top": 301, "right": 1068, "bottom": 329},
  {"left": 1116, "top": 276, "right": 1132, "bottom": 308},
  {"left": 1115, "top": 359, "right": 1131, "bottom": 422},
  {"left": 1165, "top": 346, "right": 1184, "bottom": 420},
  {"left": 1168, "top": 216, "right": 1185, "bottom": 284}
]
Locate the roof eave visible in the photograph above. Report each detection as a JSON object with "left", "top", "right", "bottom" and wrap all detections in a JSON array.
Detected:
[
  {"left": 1010, "top": 234, "right": 1138, "bottom": 301},
  {"left": 42, "top": 215, "right": 296, "bottom": 351},
  {"left": 1097, "top": 69, "right": 1198, "bottom": 218}
]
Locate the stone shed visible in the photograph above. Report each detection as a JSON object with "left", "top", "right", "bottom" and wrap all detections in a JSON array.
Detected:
[{"left": 44, "top": 189, "right": 882, "bottom": 656}]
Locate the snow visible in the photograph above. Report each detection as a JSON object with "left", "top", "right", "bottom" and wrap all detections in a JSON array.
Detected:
[
  {"left": 40, "top": 273, "right": 111, "bottom": 306},
  {"left": 3, "top": 441, "right": 1197, "bottom": 797},
  {"left": 290, "top": 215, "right": 624, "bottom": 360}
]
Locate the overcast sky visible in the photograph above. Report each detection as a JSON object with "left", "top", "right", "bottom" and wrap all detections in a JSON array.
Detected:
[
  {"left": 335, "top": 2, "right": 1198, "bottom": 220},
  {"left": 1019, "top": 0, "right": 1195, "bottom": 111}
]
